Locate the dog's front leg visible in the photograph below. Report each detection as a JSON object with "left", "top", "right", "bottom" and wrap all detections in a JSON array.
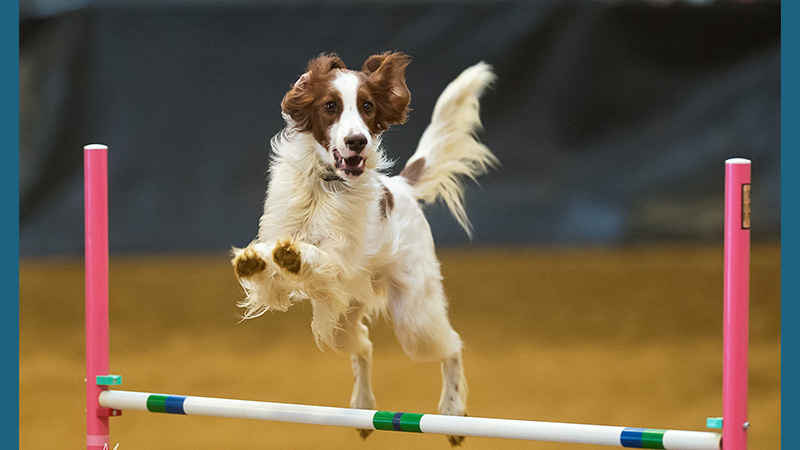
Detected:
[
  {"left": 233, "top": 239, "right": 331, "bottom": 280},
  {"left": 270, "top": 239, "right": 371, "bottom": 345},
  {"left": 232, "top": 241, "right": 299, "bottom": 315},
  {"left": 271, "top": 239, "right": 372, "bottom": 298},
  {"left": 232, "top": 242, "right": 270, "bottom": 279},
  {"left": 271, "top": 239, "right": 312, "bottom": 276}
]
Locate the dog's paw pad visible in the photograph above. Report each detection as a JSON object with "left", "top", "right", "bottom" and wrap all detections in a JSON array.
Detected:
[
  {"left": 232, "top": 247, "right": 267, "bottom": 278},
  {"left": 272, "top": 240, "right": 302, "bottom": 274},
  {"left": 447, "top": 435, "right": 465, "bottom": 447},
  {"left": 357, "top": 428, "right": 374, "bottom": 440}
]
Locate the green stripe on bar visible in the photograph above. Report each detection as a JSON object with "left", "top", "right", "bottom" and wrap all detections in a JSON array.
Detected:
[
  {"left": 641, "top": 430, "right": 666, "bottom": 449},
  {"left": 399, "top": 413, "right": 424, "bottom": 432},
  {"left": 373, "top": 410, "right": 396, "bottom": 431},
  {"left": 372, "top": 411, "right": 424, "bottom": 433},
  {"left": 146, "top": 394, "right": 169, "bottom": 413}
]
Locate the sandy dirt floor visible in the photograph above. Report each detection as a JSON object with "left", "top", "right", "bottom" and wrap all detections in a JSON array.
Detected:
[{"left": 20, "top": 245, "right": 780, "bottom": 450}]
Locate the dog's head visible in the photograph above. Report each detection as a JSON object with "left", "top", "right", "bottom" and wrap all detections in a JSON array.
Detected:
[{"left": 281, "top": 52, "right": 411, "bottom": 180}]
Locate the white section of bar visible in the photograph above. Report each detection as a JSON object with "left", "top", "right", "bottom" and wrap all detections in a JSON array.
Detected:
[
  {"left": 100, "top": 390, "right": 721, "bottom": 449},
  {"left": 98, "top": 390, "right": 148, "bottom": 410},
  {"left": 183, "top": 395, "right": 375, "bottom": 429},
  {"left": 663, "top": 430, "right": 723, "bottom": 450},
  {"left": 99, "top": 390, "right": 375, "bottom": 429},
  {"left": 420, "top": 414, "right": 623, "bottom": 446}
]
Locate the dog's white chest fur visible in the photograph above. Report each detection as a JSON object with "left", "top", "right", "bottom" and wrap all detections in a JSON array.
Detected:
[{"left": 257, "top": 133, "right": 384, "bottom": 270}]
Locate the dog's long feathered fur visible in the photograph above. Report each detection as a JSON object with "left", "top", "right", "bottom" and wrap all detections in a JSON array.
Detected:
[{"left": 232, "top": 53, "right": 497, "bottom": 446}]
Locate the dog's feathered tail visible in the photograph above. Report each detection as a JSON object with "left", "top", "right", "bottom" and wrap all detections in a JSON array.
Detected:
[{"left": 400, "top": 62, "right": 499, "bottom": 238}]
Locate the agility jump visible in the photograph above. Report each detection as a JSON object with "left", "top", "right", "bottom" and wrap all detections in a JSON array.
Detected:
[{"left": 84, "top": 144, "right": 750, "bottom": 450}]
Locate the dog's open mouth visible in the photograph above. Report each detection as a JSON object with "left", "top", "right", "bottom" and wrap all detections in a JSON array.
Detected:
[{"left": 332, "top": 149, "right": 365, "bottom": 178}]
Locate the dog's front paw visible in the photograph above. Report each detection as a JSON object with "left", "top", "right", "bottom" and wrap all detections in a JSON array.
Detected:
[
  {"left": 272, "top": 240, "right": 302, "bottom": 275},
  {"left": 232, "top": 245, "right": 267, "bottom": 278}
]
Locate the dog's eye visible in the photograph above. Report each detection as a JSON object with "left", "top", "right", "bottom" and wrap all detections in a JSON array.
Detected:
[
  {"left": 325, "top": 101, "right": 337, "bottom": 112},
  {"left": 363, "top": 102, "right": 373, "bottom": 113}
]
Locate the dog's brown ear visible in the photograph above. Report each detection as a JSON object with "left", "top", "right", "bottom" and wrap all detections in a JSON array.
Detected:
[
  {"left": 281, "top": 74, "right": 314, "bottom": 131},
  {"left": 363, "top": 51, "right": 411, "bottom": 130},
  {"left": 281, "top": 53, "right": 346, "bottom": 130}
]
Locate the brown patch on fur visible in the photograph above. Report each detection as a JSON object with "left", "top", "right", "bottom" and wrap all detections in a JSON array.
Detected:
[
  {"left": 379, "top": 183, "right": 395, "bottom": 219},
  {"left": 272, "top": 240, "right": 302, "bottom": 275},
  {"left": 280, "top": 53, "right": 347, "bottom": 149},
  {"left": 232, "top": 246, "right": 267, "bottom": 278},
  {"left": 400, "top": 157, "right": 425, "bottom": 185}
]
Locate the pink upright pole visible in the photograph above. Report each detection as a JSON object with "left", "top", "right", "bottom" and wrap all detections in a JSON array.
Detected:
[
  {"left": 722, "top": 158, "right": 750, "bottom": 450},
  {"left": 85, "top": 144, "right": 110, "bottom": 450}
]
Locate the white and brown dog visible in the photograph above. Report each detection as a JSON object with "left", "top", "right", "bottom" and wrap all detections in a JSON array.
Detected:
[{"left": 232, "top": 52, "right": 497, "bottom": 445}]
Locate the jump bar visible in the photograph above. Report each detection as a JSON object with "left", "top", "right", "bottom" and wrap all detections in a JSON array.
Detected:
[{"left": 99, "top": 390, "right": 721, "bottom": 450}]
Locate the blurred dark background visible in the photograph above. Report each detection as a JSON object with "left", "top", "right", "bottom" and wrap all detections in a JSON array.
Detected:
[
  {"left": 19, "top": 0, "right": 781, "bottom": 256},
  {"left": 18, "top": 3, "right": 783, "bottom": 449}
]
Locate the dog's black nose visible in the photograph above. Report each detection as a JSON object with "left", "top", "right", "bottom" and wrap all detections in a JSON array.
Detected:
[{"left": 345, "top": 134, "right": 368, "bottom": 153}]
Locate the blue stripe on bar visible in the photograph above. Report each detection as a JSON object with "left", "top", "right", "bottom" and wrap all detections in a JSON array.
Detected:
[
  {"left": 165, "top": 395, "right": 187, "bottom": 414},
  {"left": 621, "top": 428, "right": 645, "bottom": 448},
  {"left": 392, "top": 412, "right": 404, "bottom": 431},
  {"left": 620, "top": 428, "right": 666, "bottom": 449}
]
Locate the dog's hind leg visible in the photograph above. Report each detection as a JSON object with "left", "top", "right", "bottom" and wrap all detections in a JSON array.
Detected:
[
  {"left": 439, "top": 350, "right": 468, "bottom": 446},
  {"left": 350, "top": 339, "right": 375, "bottom": 440},
  {"left": 388, "top": 283, "right": 468, "bottom": 446},
  {"left": 330, "top": 304, "right": 376, "bottom": 440}
]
